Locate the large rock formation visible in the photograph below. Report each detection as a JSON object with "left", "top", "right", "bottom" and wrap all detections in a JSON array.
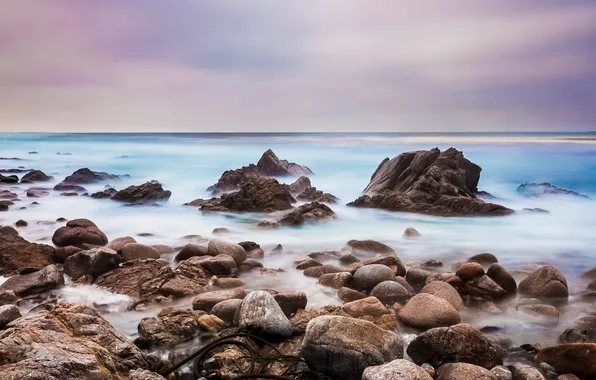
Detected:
[
  {"left": 348, "top": 148, "right": 513, "bottom": 216},
  {"left": 54, "top": 168, "right": 123, "bottom": 190},
  {"left": 20, "top": 169, "right": 54, "bottom": 183},
  {"left": 111, "top": 181, "right": 171, "bottom": 203},
  {"left": 207, "top": 149, "right": 313, "bottom": 194}
]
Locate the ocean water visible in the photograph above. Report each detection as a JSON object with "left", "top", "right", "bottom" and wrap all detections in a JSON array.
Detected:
[{"left": 1, "top": 132, "right": 596, "bottom": 345}]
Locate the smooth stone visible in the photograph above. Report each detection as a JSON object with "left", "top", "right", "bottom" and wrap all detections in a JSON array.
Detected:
[
  {"left": 398, "top": 293, "right": 461, "bottom": 329},
  {"left": 273, "top": 291, "right": 307, "bottom": 317},
  {"left": 192, "top": 289, "right": 246, "bottom": 312},
  {"left": 353, "top": 264, "right": 396, "bottom": 292},
  {"left": 238, "top": 290, "right": 292, "bottom": 338},
  {"left": 345, "top": 239, "right": 397, "bottom": 256},
  {"left": 370, "top": 280, "right": 410, "bottom": 304},
  {"left": 120, "top": 243, "right": 160, "bottom": 262},
  {"left": 468, "top": 253, "right": 499, "bottom": 265},
  {"left": 508, "top": 363, "right": 545, "bottom": 380},
  {"left": 406, "top": 269, "right": 432, "bottom": 291},
  {"left": 487, "top": 263, "right": 517, "bottom": 294},
  {"left": 518, "top": 265, "right": 569, "bottom": 302},
  {"left": 420, "top": 281, "right": 464, "bottom": 310},
  {"left": 106, "top": 236, "right": 137, "bottom": 252},
  {"left": 211, "top": 299, "right": 243, "bottom": 325},
  {"left": 318, "top": 272, "right": 353, "bottom": 289},
  {"left": 295, "top": 258, "right": 322, "bottom": 270},
  {"left": 337, "top": 287, "right": 366, "bottom": 303},
  {"left": 64, "top": 247, "right": 121, "bottom": 280},
  {"left": 342, "top": 296, "right": 389, "bottom": 319},
  {"left": 403, "top": 228, "right": 422, "bottom": 238},
  {"left": 436, "top": 363, "right": 498, "bottom": 380},
  {"left": 456, "top": 262, "right": 485, "bottom": 281},
  {"left": 363, "top": 359, "right": 433, "bottom": 380}
]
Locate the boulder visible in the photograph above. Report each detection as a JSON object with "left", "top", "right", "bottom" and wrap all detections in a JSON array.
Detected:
[
  {"left": 0, "top": 233, "right": 55, "bottom": 276},
  {"left": 15, "top": 219, "right": 28, "bottom": 227},
  {"left": 111, "top": 180, "right": 171, "bottom": 203},
  {"left": 287, "top": 175, "right": 312, "bottom": 195},
  {"left": 353, "top": 264, "right": 396, "bottom": 292},
  {"left": 20, "top": 170, "right": 53, "bottom": 183},
  {"left": 0, "top": 289, "right": 17, "bottom": 306},
  {"left": 518, "top": 266, "right": 569, "bottom": 302},
  {"left": 58, "top": 168, "right": 122, "bottom": 184},
  {"left": 363, "top": 255, "right": 406, "bottom": 276},
  {"left": 436, "top": 363, "right": 498, "bottom": 380},
  {"left": 487, "top": 264, "right": 517, "bottom": 295},
  {"left": 508, "top": 363, "right": 545, "bottom": 380},
  {"left": 212, "top": 298, "right": 243, "bottom": 325},
  {"left": 535, "top": 343, "right": 596, "bottom": 379},
  {"left": 54, "top": 245, "right": 82, "bottom": 263},
  {"left": 0, "top": 304, "right": 21, "bottom": 328},
  {"left": 303, "top": 265, "right": 344, "bottom": 278},
  {"left": 398, "top": 293, "right": 461, "bottom": 329},
  {"left": 296, "top": 187, "right": 339, "bottom": 204},
  {"left": 301, "top": 315, "right": 403, "bottom": 380},
  {"left": 136, "top": 307, "right": 205, "bottom": 347},
  {"left": 362, "top": 359, "right": 433, "bottom": 380},
  {"left": 420, "top": 281, "right": 464, "bottom": 310},
  {"left": 337, "top": 287, "right": 366, "bottom": 303},
  {"left": 64, "top": 247, "right": 121, "bottom": 280},
  {"left": 460, "top": 275, "right": 508, "bottom": 302},
  {"left": 0, "top": 264, "right": 64, "bottom": 296},
  {"left": 403, "top": 227, "right": 421, "bottom": 238},
  {"left": 276, "top": 201, "right": 337, "bottom": 226},
  {"left": 342, "top": 296, "right": 389, "bottom": 319},
  {"left": 515, "top": 304, "right": 560, "bottom": 326},
  {"left": 559, "top": 316, "right": 596, "bottom": 343},
  {"left": 105, "top": 236, "right": 137, "bottom": 252},
  {"left": 91, "top": 188, "right": 117, "bottom": 199},
  {"left": 120, "top": 243, "right": 160, "bottom": 262},
  {"left": 273, "top": 291, "right": 307, "bottom": 317},
  {"left": 407, "top": 323, "right": 504, "bottom": 369},
  {"left": 469, "top": 253, "right": 499, "bottom": 265},
  {"left": 456, "top": 262, "right": 485, "bottom": 281},
  {"left": 370, "top": 281, "right": 410, "bottom": 304},
  {"left": 348, "top": 148, "right": 513, "bottom": 216},
  {"left": 581, "top": 267, "right": 596, "bottom": 282},
  {"left": 517, "top": 183, "right": 589, "bottom": 198},
  {"left": 491, "top": 365, "right": 513, "bottom": 380},
  {"left": 406, "top": 268, "right": 433, "bottom": 291},
  {"left": 192, "top": 289, "right": 246, "bottom": 312},
  {"left": 319, "top": 272, "right": 353, "bottom": 289},
  {"left": 0, "top": 226, "right": 18, "bottom": 237},
  {"left": 345, "top": 239, "right": 397, "bottom": 256},
  {"left": 0, "top": 303, "right": 161, "bottom": 379},
  {"left": 207, "top": 239, "right": 246, "bottom": 265},
  {"left": 183, "top": 255, "right": 238, "bottom": 276},
  {"left": 296, "top": 258, "right": 322, "bottom": 270},
  {"left": 52, "top": 218, "right": 108, "bottom": 248},
  {"left": 212, "top": 277, "right": 244, "bottom": 288},
  {"left": 174, "top": 242, "right": 208, "bottom": 262},
  {"left": 238, "top": 290, "right": 293, "bottom": 338}
]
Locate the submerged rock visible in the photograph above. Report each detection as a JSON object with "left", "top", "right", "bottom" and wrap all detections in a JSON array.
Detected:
[
  {"left": 517, "top": 182, "right": 589, "bottom": 198},
  {"left": 353, "top": 264, "right": 396, "bottom": 292},
  {"left": 20, "top": 169, "right": 53, "bottom": 183},
  {"left": 348, "top": 147, "right": 513, "bottom": 216},
  {"left": 58, "top": 167, "right": 122, "bottom": 185},
  {"left": 276, "top": 201, "right": 337, "bottom": 226},
  {"left": 111, "top": 180, "right": 171, "bottom": 203},
  {"left": 296, "top": 186, "right": 339, "bottom": 203}
]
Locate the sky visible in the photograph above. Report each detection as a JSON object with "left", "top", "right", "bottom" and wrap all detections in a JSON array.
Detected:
[{"left": 1, "top": 0, "right": 595, "bottom": 132}]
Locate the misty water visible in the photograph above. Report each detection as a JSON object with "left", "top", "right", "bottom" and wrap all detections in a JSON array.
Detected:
[{"left": 1, "top": 133, "right": 595, "bottom": 351}]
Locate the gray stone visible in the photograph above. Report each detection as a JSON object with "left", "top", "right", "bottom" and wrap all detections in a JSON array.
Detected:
[
  {"left": 211, "top": 299, "right": 243, "bottom": 325},
  {"left": 64, "top": 247, "right": 121, "bottom": 280},
  {"left": 353, "top": 264, "right": 396, "bottom": 292},
  {"left": 363, "top": 359, "right": 433, "bottom": 380},
  {"left": 0, "top": 304, "right": 21, "bottom": 328},
  {"left": 436, "top": 363, "right": 498, "bottom": 380},
  {"left": 0, "top": 264, "right": 64, "bottom": 296},
  {"left": 238, "top": 290, "right": 292, "bottom": 338},
  {"left": 370, "top": 280, "right": 410, "bottom": 304},
  {"left": 342, "top": 297, "right": 389, "bottom": 319}
]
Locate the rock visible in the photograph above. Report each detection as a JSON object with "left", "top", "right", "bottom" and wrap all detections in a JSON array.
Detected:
[
  {"left": 536, "top": 343, "right": 596, "bottom": 378},
  {"left": 199, "top": 314, "right": 225, "bottom": 334},
  {"left": 277, "top": 201, "right": 337, "bottom": 226},
  {"left": 516, "top": 304, "right": 560, "bottom": 326},
  {"left": 362, "top": 359, "right": 433, "bottom": 380},
  {"left": 406, "top": 269, "right": 432, "bottom": 291},
  {"left": 487, "top": 264, "right": 517, "bottom": 295},
  {"left": 0, "top": 304, "right": 21, "bottom": 328},
  {"left": 211, "top": 299, "right": 243, "bottom": 325},
  {"left": 106, "top": 236, "right": 137, "bottom": 252},
  {"left": 129, "top": 370, "right": 167, "bottom": 380},
  {"left": 370, "top": 281, "right": 410, "bottom": 304},
  {"left": 353, "top": 264, "right": 396, "bottom": 292},
  {"left": 348, "top": 148, "right": 514, "bottom": 216},
  {"left": 174, "top": 242, "right": 208, "bottom": 261},
  {"left": 152, "top": 244, "right": 175, "bottom": 255},
  {"left": 403, "top": 227, "right": 422, "bottom": 238},
  {"left": 301, "top": 315, "right": 403, "bottom": 380},
  {"left": 319, "top": 272, "right": 353, "bottom": 289},
  {"left": 559, "top": 316, "right": 596, "bottom": 343},
  {"left": 556, "top": 375, "right": 580, "bottom": 380},
  {"left": 207, "top": 149, "right": 313, "bottom": 194},
  {"left": 120, "top": 243, "right": 160, "bottom": 262},
  {"left": 456, "top": 262, "right": 485, "bottom": 281},
  {"left": 211, "top": 277, "right": 244, "bottom": 288},
  {"left": 460, "top": 275, "right": 509, "bottom": 302},
  {"left": 14, "top": 219, "right": 27, "bottom": 227},
  {"left": 200, "top": 177, "right": 295, "bottom": 213},
  {"left": 342, "top": 296, "right": 389, "bottom": 319},
  {"left": 469, "top": 253, "right": 499, "bottom": 265},
  {"left": 184, "top": 255, "right": 238, "bottom": 276},
  {"left": 491, "top": 365, "right": 513, "bottom": 380},
  {"left": 0, "top": 289, "right": 17, "bottom": 306},
  {"left": 407, "top": 323, "right": 504, "bottom": 369},
  {"left": 27, "top": 188, "right": 49, "bottom": 198},
  {"left": 287, "top": 175, "right": 312, "bottom": 195},
  {"left": 64, "top": 247, "right": 121, "bottom": 280},
  {"left": 20, "top": 170, "right": 53, "bottom": 183},
  {"left": 212, "top": 227, "right": 230, "bottom": 234},
  {"left": 238, "top": 290, "right": 292, "bottom": 338},
  {"left": 337, "top": 287, "right": 366, "bottom": 303},
  {"left": 508, "top": 363, "right": 545, "bottom": 380},
  {"left": 0, "top": 226, "right": 18, "bottom": 237},
  {"left": 303, "top": 265, "right": 344, "bottom": 278},
  {"left": 0, "top": 234, "right": 55, "bottom": 276},
  {"left": 192, "top": 289, "right": 246, "bottom": 312},
  {"left": 91, "top": 187, "right": 118, "bottom": 199},
  {"left": 296, "top": 187, "right": 339, "bottom": 204},
  {"left": 0, "top": 303, "right": 160, "bottom": 378},
  {"left": 273, "top": 291, "right": 307, "bottom": 317},
  {"left": 296, "top": 258, "right": 322, "bottom": 270},
  {"left": 518, "top": 266, "right": 569, "bottom": 302},
  {"left": 54, "top": 245, "right": 82, "bottom": 263},
  {"left": 398, "top": 293, "right": 461, "bottom": 329},
  {"left": 207, "top": 239, "right": 247, "bottom": 265},
  {"left": 0, "top": 264, "right": 64, "bottom": 296},
  {"left": 136, "top": 307, "right": 205, "bottom": 347},
  {"left": 111, "top": 180, "right": 171, "bottom": 203},
  {"left": 52, "top": 218, "right": 108, "bottom": 248},
  {"left": 436, "top": 363, "right": 498, "bottom": 380},
  {"left": 420, "top": 281, "right": 463, "bottom": 310},
  {"left": 517, "top": 182, "right": 589, "bottom": 198},
  {"left": 581, "top": 267, "right": 596, "bottom": 281},
  {"left": 363, "top": 255, "right": 406, "bottom": 277},
  {"left": 345, "top": 239, "right": 397, "bottom": 256},
  {"left": 0, "top": 175, "right": 18, "bottom": 184},
  {"left": 58, "top": 168, "right": 122, "bottom": 184}
]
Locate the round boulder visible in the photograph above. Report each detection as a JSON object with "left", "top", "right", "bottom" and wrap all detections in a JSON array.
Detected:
[
  {"left": 456, "top": 262, "right": 485, "bottom": 282},
  {"left": 273, "top": 291, "right": 307, "bottom": 317},
  {"left": 211, "top": 298, "right": 243, "bottom": 325},
  {"left": 420, "top": 281, "right": 464, "bottom": 310},
  {"left": 535, "top": 343, "right": 596, "bottom": 379},
  {"left": 319, "top": 272, "right": 353, "bottom": 289},
  {"left": 337, "top": 287, "right": 366, "bottom": 303},
  {"left": 52, "top": 218, "right": 108, "bottom": 248},
  {"left": 353, "top": 264, "right": 396, "bottom": 292},
  {"left": 370, "top": 281, "right": 410, "bottom": 304},
  {"left": 207, "top": 239, "right": 246, "bottom": 265},
  {"left": 192, "top": 289, "right": 246, "bottom": 312},
  {"left": 468, "top": 253, "right": 499, "bottom": 265},
  {"left": 363, "top": 359, "right": 433, "bottom": 380},
  {"left": 345, "top": 239, "right": 397, "bottom": 256},
  {"left": 403, "top": 228, "right": 422, "bottom": 238},
  {"left": 120, "top": 243, "right": 160, "bottom": 262},
  {"left": 518, "top": 265, "right": 568, "bottom": 302},
  {"left": 487, "top": 263, "right": 517, "bottom": 295},
  {"left": 398, "top": 293, "right": 461, "bottom": 329},
  {"left": 342, "top": 296, "right": 389, "bottom": 319},
  {"left": 106, "top": 236, "right": 137, "bottom": 252}
]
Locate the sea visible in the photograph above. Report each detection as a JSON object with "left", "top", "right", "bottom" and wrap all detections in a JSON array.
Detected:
[{"left": 1, "top": 132, "right": 595, "bottom": 350}]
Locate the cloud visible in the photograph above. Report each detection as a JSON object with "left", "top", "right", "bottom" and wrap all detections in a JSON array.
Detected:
[{"left": 0, "top": 0, "right": 595, "bottom": 131}]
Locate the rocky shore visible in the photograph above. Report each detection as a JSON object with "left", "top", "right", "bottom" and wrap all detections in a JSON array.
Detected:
[{"left": 0, "top": 146, "right": 594, "bottom": 379}]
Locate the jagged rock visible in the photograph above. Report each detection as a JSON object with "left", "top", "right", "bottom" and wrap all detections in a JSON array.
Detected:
[
  {"left": 353, "top": 264, "right": 396, "bottom": 292},
  {"left": 518, "top": 266, "right": 569, "bottom": 302},
  {"left": 436, "top": 363, "right": 498, "bottom": 380},
  {"left": 517, "top": 182, "right": 589, "bottom": 198},
  {"left": 205, "top": 177, "right": 295, "bottom": 213},
  {"left": 111, "top": 181, "right": 171, "bottom": 203},
  {"left": 0, "top": 175, "right": 18, "bottom": 184},
  {"left": 57, "top": 168, "right": 122, "bottom": 185},
  {"left": 91, "top": 187, "right": 117, "bottom": 199},
  {"left": 301, "top": 315, "right": 403, "bottom": 380},
  {"left": 180, "top": 255, "right": 238, "bottom": 276},
  {"left": 363, "top": 255, "right": 406, "bottom": 277},
  {"left": 0, "top": 264, "right": 64, "bottom": 296},
  {"left": 420, "top": 281, "right": 463, "bottom": 310},
  {"left": 348, "top": 148, "right": 513, "bottom": 216},
  {"left": 15, "top": 219, "right": 27, "bottom": 227},
  {"left": 362, "top": 359, "right": 433, "bottom": 380},
  {"left": 136, "top": 307, "right": 205, "bottom": 347},
  {"left": 207, "top": 149, "right": 313, "bottom": 194},
  {"left": 64, "top": 247, "right": 121, "bottom": 280},
  {"left": 296, "top": 187, "right": 339, "bottom": 203},
  {"left": 276, "top": 201, "right": 336, "bottom": 226},
  {"left": 0, "top": 303, "right": 161, "bottom": 379},
  {"left": 120, "top": 243, "right": 160, "bottom": 262},
  {"left": 238, "top": 290, "right": 293, "bottom": 338},
  {"left": 52, "top": 218, "right": 108, "bottom": 248},
  {"left": 0, "top": 234, "right": 55, "bottom": 276},
  {"left": 407, "top": 323, "right": 504, "bottom": 369},
  {"left": 20, "top": 170, "right": 53, "bottom": 183},
  {"left": 0, "top": 304, "right": 21, "bottom": 328},
  {"left": 287, "top": 175, "right": 312, "bottom": 195},
  {"left": 536, "top": 343, "right": 596, "bottom": 379},
  {"left": 192, "top": 289, "right": 246, "bottom": 312},
  {"left": 273, "top": 291, "right": 308, "bottom": 317},
  {"left": 398, "top": 293, "right": 461, "bottom": 329},
  {"left": 54, "top": 246, "right": 82, "bottom": 263}
]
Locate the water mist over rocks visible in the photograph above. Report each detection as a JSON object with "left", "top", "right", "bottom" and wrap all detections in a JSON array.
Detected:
[{"left": 0, "top": 133, "right": 596, "bottom": 379}]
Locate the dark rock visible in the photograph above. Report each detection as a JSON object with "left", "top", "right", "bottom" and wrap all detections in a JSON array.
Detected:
[
  {"left": 64, "top": 247, "right": 121, "bottom": 280},
  {"left": 517, "top": 182, "right": 589, "bottom": 199},
  {"left": 436, "top": 363, "right": 498, "bottom": 380},
  {"left": 111, "top": 180, "right": 171, "bottom": 203},
  {"left": 120, "top": 243, "right": 160, "bottom": 262},
  {"left": 353, "top": 264, "right": 396, "bottom": 292},
  {"left": 469, "top": 253, "right": 499, "bottom": 265},
  {"left": 0, "top": 204, "right": 8, "bottom": 211},
  {"left": 273, "top": 291, "right": 307, "bottom": 317},
  {"left": 370, "top": 280, "right": 409, "bottom": 304},
  {"left": 348, "top": 148, "right": 513, "bottom": 216},
  {"left": 277, "top": 201, "right": 336, "bottom": 226},
  {"left": 0, "top": 264, "right": 64, "bottom": 296},
  {"left": 559, "top": 316, "right": 596, "bottom": 343},
  {"left": 0, "top": 234, "right": 55, "bottom": 276},
  {"left": 207, "top": 240, "right": 247, "bottom": 265},
  {"left": 54, "top": 245, "right": 82, "bottom": 263},
  {"left": 287, "top": 175, "right": 312, "bottom": 195},
  {"left": 518, "top": 266, "right": 569, "bottom": 302},
  {"left": 52, "top": 218, "right": 108, "bottom": 248},
  {"left": 14, "top": 219, "right": 27, "bottom": 227},
  {"left": 523, "top": 208, "right": 550, "bottom": 213},
  {"left": 238, "top": 290, "right": 293, "bottom": 338},
  {"left": 91, "top": 187, "right": 117, "bottom": 199},
  {"left": 295, "top": 258, "right": 322, "bottom": 270},
  {"left": 192, "top": 289, "right": 246, "bottom": 312},
  {"left": 535, "top": 343, "right": 596, "bottom": 379},
  {"left": 58, "top": 167, "right": 122, "bottom": 185},
  {"left": 460, "top": 275, "right": 508, "bottom": 302},
  {"left": 0, "top": 304, "right": 21, "bottom": 328},
  {"left": 407, "top": 323, "right": 504, "bottom": 369},
  {"left": 406, "top": 268, "right": 433, "bottom": 291},
  {"left": 301, "top": 315, "right": 403, "bottom": 380},
  {"left": 0, "top": 289, "right": 17, "bottom": 306},
  {"left": 136, "top": 307, "right": 205, "bottom": 346},
  {"left": 94, "top": 260, "right": 162, "bottom": 299},
  {"left": 398, "top": 293, "right": 461, "bottom": 329},
  {"left": 296, "top": 187, "right": 339, "bottom": 203},
  {"left": 345, "top": 239, "right": 397, "bottom": 256},
  {"left": 362, "top": 359, "right": 433, "bottom": 380},
  {"left": 0, "top": 175, "right": 19, "bottom": 184},
  {"left": 487, "top": 264, "right": 517, "bottom": 295},
  {"left": 0, "top": 226, "right": 18, "bottom": 237},
  {"left": 20, "top": 170, "right": 53, "bottom": 183},
  {"left": 420, "top": 281, "right": 463, "bottom": 310}
]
